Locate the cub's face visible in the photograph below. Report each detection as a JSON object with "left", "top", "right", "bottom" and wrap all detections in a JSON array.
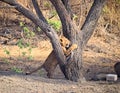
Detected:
[{"left": 59, "top": 36, "right": 70, "bottom": 48}]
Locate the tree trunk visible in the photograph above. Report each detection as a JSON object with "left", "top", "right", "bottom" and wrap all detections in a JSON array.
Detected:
[
  {"left": 65, "top": 0, "right": 106, "bottom": 82},
  {"left": 50, "top": 0, "right": 106, "bottom": 81}
]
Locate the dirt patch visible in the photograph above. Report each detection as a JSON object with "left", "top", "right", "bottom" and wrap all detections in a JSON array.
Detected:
[
  {"left": 0, "top": 71, "right": 120, "bottom": 93},
  {"left": 0, "top": 34, "right": 120, "bottom": 93}
]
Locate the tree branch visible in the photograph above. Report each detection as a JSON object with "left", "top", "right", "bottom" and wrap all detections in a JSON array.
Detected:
[
  {"left": 81, "top": 0, "right": 106, "bottom": 46},
  {"left": 32, "top": 0, "right": 47, "bottom": 23},
  {"left": 70, "top": 0, "right": 106, "bottom": 52},
  {"left": 49, "top": 0, "right": 74, "bottom": 39},
  {"left": 61, "top": 0, "right": 73, "bottom": 19}
]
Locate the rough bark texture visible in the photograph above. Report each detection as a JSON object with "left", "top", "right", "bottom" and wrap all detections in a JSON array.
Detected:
[
  {"left": 81, "top": 0, "right": 106, "bottom": 46},
  {"left": 65, "top": 0, "right": 106, "bottom": 81},
  {"left": 32, "top": 0, "right": 47, "bottom": 23},
  {"left": 50, "top": 0, "right": 75, "bottom": 39},
  {"left": 49, "top": 0, "right": 106, "bottom": 81},
  {"left": 0, "top": 0, "right": 106, "bottom": 81},
  {"left": 61, "top": 0, "right": 73, "bottom": 19}
]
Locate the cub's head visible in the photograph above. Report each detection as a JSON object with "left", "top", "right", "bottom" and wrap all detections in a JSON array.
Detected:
[{"left": 59, "top": 36, "right": 71, "bottom": 49}]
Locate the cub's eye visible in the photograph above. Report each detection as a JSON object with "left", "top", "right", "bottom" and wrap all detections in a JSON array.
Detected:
[{"left": 60, "top": 39, "right": 63, "bottom": 42}]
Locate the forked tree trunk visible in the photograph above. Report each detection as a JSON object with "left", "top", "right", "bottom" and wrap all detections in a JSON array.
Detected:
[
  {"left": 0, "top": 0, "right": 106, "bottom": 82},
  {"left": 50, "top": 0, "right": 106, "bottom": 81}
]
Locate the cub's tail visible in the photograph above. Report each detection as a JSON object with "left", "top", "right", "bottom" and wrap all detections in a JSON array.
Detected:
[{"left": 26, "top": 65, "right": 43, "bottom": 75}]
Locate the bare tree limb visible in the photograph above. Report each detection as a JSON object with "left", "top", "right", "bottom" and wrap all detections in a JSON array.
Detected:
[
  {"left": 61, "top": 0, "right": 73, "bottom": 19},
  {"left": 0, "top": 0, "right": 16, "bottom": 5},
  {"left": 49, "top": 0, "right": 74, "bottom": 39},
  {"left": 81, "top": 0, "right": 106, "bottom": 46},
  {"left": 32, "top": 0, "right": 47, "bottom": 23}
]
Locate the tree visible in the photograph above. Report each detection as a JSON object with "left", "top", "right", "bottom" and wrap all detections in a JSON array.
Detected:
[{"left": 0, "top": 0, "right": 106, "bottom": 82}]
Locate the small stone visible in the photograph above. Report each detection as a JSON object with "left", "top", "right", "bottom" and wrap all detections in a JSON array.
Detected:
[{"left": 106, "top": 74, "right": 117, "bottom": 81}]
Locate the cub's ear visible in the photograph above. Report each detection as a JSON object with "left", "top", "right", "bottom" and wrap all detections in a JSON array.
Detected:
[
  {"left": 59, "top": 35, "right": 64, "bottom": 41},
  {"left": 59, "top": 35, "right": 64, "bottom": 38}
]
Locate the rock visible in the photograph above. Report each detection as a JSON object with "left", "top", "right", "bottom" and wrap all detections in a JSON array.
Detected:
[{"left": 106, "top": 74, "right": 117, "bottom": 81}]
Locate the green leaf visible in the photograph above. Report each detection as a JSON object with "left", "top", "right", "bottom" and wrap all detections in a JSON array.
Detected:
[
  {"left": 23, "top": 27, "right": 30, "bottom": 33},
  {"left": 28, "top": 55, "right": 34, "bottom": 61},
  {"left": 30, "top": 31, "right": 35, "bottom": 37},
  {"left": 22, "top": 52, "right": 26, "bottom": 57},
  {"left": 28, "top": 47, "right": 32, "bottom": 54},
  {"left": 19, "top": 22, "right": 24, "bottom": 27},
  {"left": 17, "top": 39, "right": 24, "bottom": 49},
  {"left": 47, "top": 19, "right": 61, "bottom": 31},
  {"left": 4, "top": 49, "right": 10, "bottom": 55},
  {"left": 11, "top": 67, "right": 23, "bottom": 73}
]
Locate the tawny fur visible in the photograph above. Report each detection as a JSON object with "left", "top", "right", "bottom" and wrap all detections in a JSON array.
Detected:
[{"left": 26, "top": 36, "right": 78, "bottom": 78}]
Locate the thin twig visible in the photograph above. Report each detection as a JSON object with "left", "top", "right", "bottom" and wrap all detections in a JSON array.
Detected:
[{"left": 0, "top": 6, "right": 16, "bottom": 9}]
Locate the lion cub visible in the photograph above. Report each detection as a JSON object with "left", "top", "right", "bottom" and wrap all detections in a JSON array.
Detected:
[{"left": 26, "top": 36, "right": 77, "bottom": 78}]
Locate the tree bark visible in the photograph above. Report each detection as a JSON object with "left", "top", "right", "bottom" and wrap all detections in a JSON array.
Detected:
[
  {"left": 50, "top": 0, "right": 76, "bottom": 39},
  {"left": 81, "top": 0, "right": 106, "bottom": 46},
  {"left": 32, "top": 0, "right": 47, "bottom": 23},
  {"left": 61, "top": 0, "right": 73, "bottom": 19},
  {"left": 49, "top": 0, "right": 106, "bottom": 81},
  {"left": 66, "top": 0, "right": 106, "bottom": 81}
]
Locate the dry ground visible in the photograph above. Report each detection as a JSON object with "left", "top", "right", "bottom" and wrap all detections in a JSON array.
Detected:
[{"left": 0, "top": 31, "right": 120, "bottom": 93}]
